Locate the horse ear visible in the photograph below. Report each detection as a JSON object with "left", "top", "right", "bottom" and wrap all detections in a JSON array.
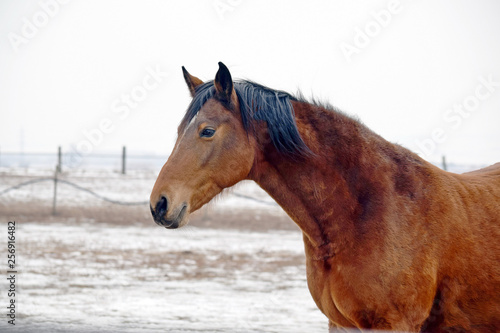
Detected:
[
  {"left": 214, "top": 62, "right": 234, "bottom": 103},
  {"left": 182, "top": 66, "right": 204, "bottom": 97}
]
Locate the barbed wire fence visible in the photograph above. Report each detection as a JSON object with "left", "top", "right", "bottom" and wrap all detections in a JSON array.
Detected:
[
  {"left": 0, "top": 174, "right": 148, "bottom": 216},
  {"left": 0, "top": 147, "right": 277, "bottom": 215},
  {"left": 0, "top": 174, "right": 277, "bottom": 216},
  {"left": 0, "top": 175, "right": 277, "bottom": 216}
]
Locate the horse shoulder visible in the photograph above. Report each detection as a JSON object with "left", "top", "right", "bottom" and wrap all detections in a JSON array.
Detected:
[{"left": 426, "top": 163, "right": 500, "bottom": 331}]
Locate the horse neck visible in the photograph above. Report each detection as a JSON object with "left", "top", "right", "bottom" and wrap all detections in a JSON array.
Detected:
[{"left": 249, "top": 100, "right": 428, "bottom": 256}]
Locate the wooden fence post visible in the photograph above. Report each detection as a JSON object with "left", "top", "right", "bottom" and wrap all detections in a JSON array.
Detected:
[
  {"left": 57, "top": 146, "right": 62, "bottom": 173},
  {"left": 122, "top": 146, "right": 126, "bottom": 175},
  {"left": 52, "top": 165, "right": 58, "bottom": 215},
  {"left": 52, "top": 146, "right": 63, "bottom": 215}
]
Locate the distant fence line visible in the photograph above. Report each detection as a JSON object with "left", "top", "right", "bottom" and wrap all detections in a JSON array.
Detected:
[
  {"left": 0, "top": 173, "right": 150, "bottom": 215},
  {"left": 0, "top": 171, "right": 277, "bottom": 216},
  {"left": 0, "top": 146, "right": 167, "bottom": 173}
]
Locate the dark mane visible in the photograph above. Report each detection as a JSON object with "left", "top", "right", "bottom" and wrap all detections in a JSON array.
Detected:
[{"left": 180, "top": 80, "right": 312, "bottom": 157}]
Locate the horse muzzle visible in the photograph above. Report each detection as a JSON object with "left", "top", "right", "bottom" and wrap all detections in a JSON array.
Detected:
[{"left": 150, "top": 196, "right": 188, "bottom": 229}]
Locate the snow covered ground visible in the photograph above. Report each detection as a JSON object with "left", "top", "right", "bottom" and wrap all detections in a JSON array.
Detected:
[{"left": 0, "top": 222, "right": 326, "bottom": 333}]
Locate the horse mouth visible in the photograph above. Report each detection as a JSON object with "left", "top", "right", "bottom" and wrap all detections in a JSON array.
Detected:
[{"left": 151, "top": 204, "right": 187, "bottom": 229}]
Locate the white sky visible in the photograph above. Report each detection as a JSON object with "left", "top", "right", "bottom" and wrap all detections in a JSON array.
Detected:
[{"left": 1, "top": 0, "right": 499, "bottom": 165}]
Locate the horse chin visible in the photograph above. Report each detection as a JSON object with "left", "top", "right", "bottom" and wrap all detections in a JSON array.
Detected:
[{"left": 176, "top": 210, "right": 190, "bottom": 228}]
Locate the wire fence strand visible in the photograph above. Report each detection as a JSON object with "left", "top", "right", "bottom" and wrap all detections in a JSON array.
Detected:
[
  {"left": 0, "top": 176, "right": 277, "bottom": 207},
  {"left": 57, "top": 179, "right": 150, "bottom": 206},
  {"left": 0, "top": 177, "right": 148, "bottom": 206},
  {"left": 0, "top": 178, "right": 55, "bottom": 196}
]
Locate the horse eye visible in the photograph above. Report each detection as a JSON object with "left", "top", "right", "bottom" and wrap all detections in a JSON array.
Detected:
[{"left": 200, "top": 127, "right": 216, "bottom": 138}]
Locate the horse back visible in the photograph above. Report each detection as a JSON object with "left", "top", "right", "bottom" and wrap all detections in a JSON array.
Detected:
[
  {"left": 455, "top": 162, "right": 500, "bottom": 211},
  {"left": 449, "top": 161, "right": 500, "bottom": 237},
  {"left": 462, "top": 162, "right": 500, "bottom": 177}
]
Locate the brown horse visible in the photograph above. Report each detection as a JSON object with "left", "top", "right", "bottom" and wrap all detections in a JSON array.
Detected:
[{"left": 150, "top": 62, "right": 500, "bottom": 332}]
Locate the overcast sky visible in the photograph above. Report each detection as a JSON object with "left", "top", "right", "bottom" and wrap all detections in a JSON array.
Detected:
[{"left": 1, "top": 0, "right": 499, "bottom": 166}]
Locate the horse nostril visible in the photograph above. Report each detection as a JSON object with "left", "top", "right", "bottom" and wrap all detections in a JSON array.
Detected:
[{"left": 156, "top": 196, "right": 168, "bottom": 218}]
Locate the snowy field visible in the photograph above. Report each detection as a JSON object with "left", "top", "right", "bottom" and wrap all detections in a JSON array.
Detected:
[{"left": 0, "top": 222, "right": 326, "bottom": 333}]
